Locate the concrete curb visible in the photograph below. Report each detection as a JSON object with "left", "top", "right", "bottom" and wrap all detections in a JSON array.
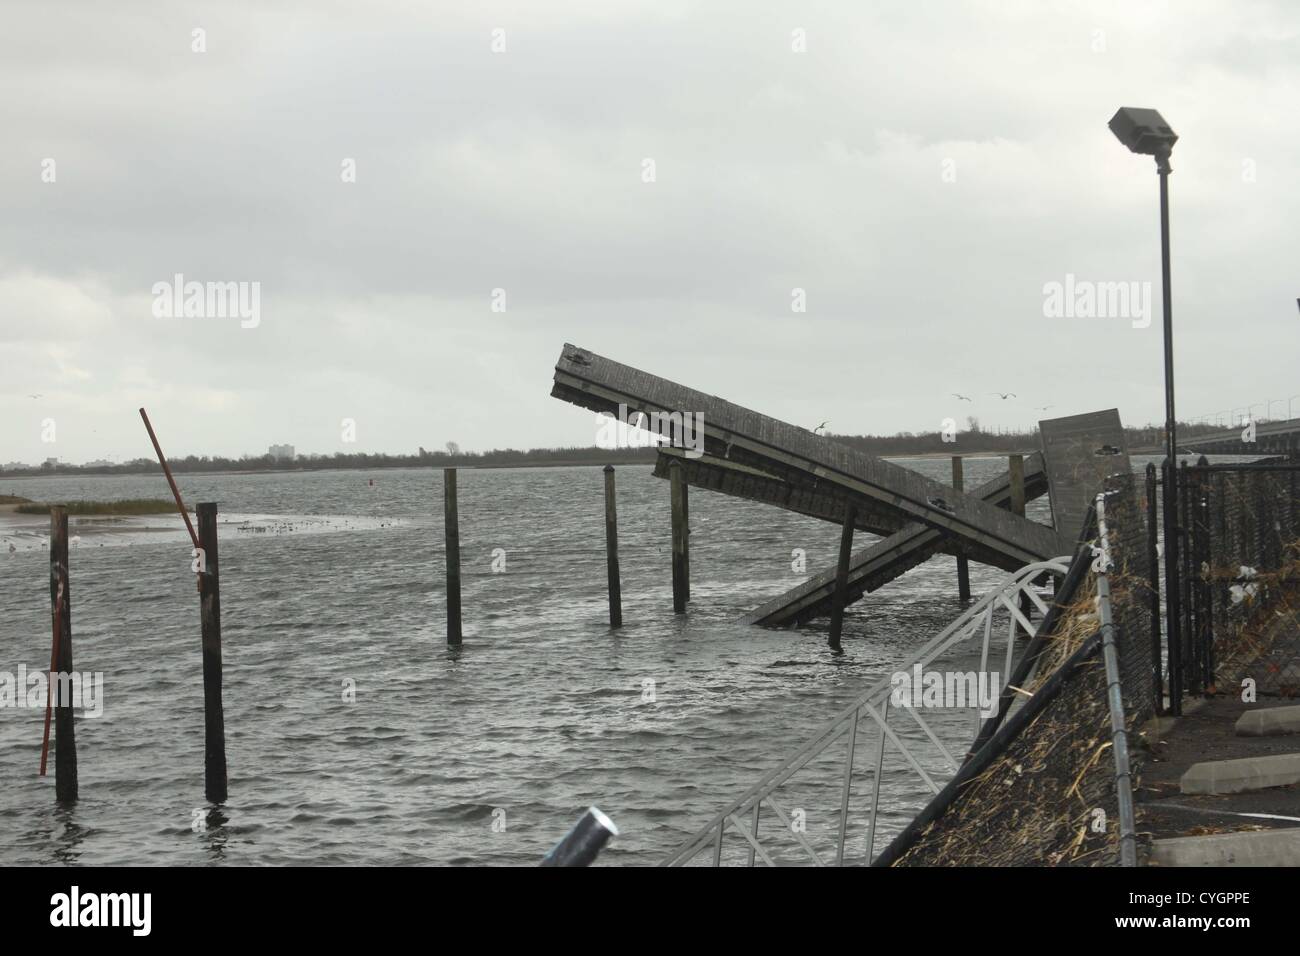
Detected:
[
  {"left": 1236, "top": 704, "right": 1300, "bottom": 737},
  {"left": 1150, "top": 827, "right": 1300, "bottom": 866},
  {"left": 1180, "top": 752, "right": 1300, "bottom": 795}
]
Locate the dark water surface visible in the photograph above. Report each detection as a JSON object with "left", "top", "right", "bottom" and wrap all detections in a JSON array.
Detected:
[{"left": 0, "top": 458, "right": 1083, "bottom": 865}]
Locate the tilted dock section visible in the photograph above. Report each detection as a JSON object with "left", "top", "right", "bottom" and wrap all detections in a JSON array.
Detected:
[
  {"left": 1038, "top": 409, "right": 1132, "bottom": 537},
  {"left": 738, "top": 455, "right": 1049, "bottom": 626},
  {"left": 650, "top": 447, "right": 927, "bottom": 539},
  {"left": 551, "top": 344, "right": 1065, "bottom": 569}
]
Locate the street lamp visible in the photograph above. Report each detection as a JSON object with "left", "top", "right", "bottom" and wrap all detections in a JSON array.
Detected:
[
  {"left": 1109, "top": 106, "right": 1182, "bottom": 712},
  {"left": 1109, "top": 107, "right": 1179, "bottom": 456}
]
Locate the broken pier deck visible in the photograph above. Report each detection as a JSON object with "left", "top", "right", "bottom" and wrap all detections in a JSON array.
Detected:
[{"left": 552, "top": 343, "right": 1065, "bottom": 571}]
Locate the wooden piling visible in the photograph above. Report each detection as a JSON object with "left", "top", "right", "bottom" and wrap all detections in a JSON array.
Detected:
[
  {"left": 681, "top": 482, "right": 690, "bottom": 603},
  {"left": 828, "top": 505, "right": 858, "bottom": 651},
  {"left": 951, "top": 457, "right": 971, "bottom": 602},
  {"left": 49, "top": 507, "right": 77, "bottom": 802},
  {"left": 1008, "top": 454, "right": 1026, "bottom": 517},
  {"left": 669, "top": 461, "right": 688, "bottom": 614},
  {"left": 444, "top": 468, "right": 463, "bottom": 645},
  {"left": 603, "top": 465, "right": 622, "bottom": 628},
  {"left": 196, "top": 503, "right": 228, "bottom": 804}
]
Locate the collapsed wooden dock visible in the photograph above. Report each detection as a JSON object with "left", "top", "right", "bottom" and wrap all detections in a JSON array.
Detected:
[
  {"left": 551, "top": 344, "right": 1133, "bottom": 630},
  {"left": 552, "top": 344, "right": 1063, "bottom": 560},
  {"left": 735, "top": 454, "right": 1050, "bottom": 626}
]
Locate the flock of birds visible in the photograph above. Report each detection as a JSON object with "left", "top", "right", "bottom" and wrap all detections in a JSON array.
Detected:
[
  {"left": 810, "top": 394, "right": 1056, "bottom": 436},
  {"left": 949, "top": 393, "right": 1053, "bottom": 412}
]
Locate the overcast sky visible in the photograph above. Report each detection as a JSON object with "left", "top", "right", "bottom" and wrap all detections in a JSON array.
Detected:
[{"left": 1, "top": 0, "right": 1296, "bottom": 463}]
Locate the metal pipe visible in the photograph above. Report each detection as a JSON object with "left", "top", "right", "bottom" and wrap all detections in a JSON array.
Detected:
[
  {"left": 865, "top": 698, "right": 889, "bottom": 862},
  {"left": 835, "top": 709, "right": 859, "bottom": 865},
  {"left": 139, "top": 407, "right": 200, "bottom": 549},
  {"left": 1156, "top": 153, "right": 1183, "bottom": 718},
  {"left": 1093, "top": 493, "right": 1138, "bottom": 867},
  {"left": 540, "top": 807, "right": 618, "bottom": 867}
]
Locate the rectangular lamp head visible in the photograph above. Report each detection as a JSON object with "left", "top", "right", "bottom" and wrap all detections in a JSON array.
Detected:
[{"left": 1109, "top": 107, "right": 1177, "bottom": 155}]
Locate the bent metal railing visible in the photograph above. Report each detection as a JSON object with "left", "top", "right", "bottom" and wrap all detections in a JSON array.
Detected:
[{"left": 661, "top": 556, "right": 1073, "bottom": 867}]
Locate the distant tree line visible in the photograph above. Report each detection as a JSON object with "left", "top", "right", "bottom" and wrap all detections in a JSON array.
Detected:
[
  {"left": 833, "top": 420, "right": 1228, "bottom": 457},
  {"left": 0, "top": 421, "right": 1233, "bottom": 479},
  {"left": 1, "top": 445, "right": 658, "bottom": 478}
]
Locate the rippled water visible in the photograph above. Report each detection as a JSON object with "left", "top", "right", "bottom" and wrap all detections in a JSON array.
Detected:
[{"left": 0, "top": 458, "right": 1080, "bottom": 865}]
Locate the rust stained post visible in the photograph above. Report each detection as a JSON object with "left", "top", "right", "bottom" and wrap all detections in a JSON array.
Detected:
[
  {"left": 139, "top": 407, "right": 199, "bottom": 549},
  {"left": 49, "top": 507, "right": 77, "bottom": 802}
]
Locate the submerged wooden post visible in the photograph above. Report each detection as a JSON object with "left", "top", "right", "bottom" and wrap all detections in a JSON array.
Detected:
[
  {"left": 951, "top": 456, "right": 971, "bottom": 601},
  {"left": 49, "top": 507, "right": 77, "bottom": 802},
  {"left": 196, "top": 503, "right": 228, "bottom": 804},
  {"left": 603, "top": 465, "right": 622, "bottom": 628},
  {"left": 681, "top": 482, "right": 690, "bottom": 603},
  {"left": 444, "top": 468, "right": 462, "bottom": 645},
  {"left": 669, "top": 461, "right": 688, "bottom": 613},
  {"left": 828, "top": 505, "right": 858, "bottom": 651},
  {"left": 1008, "top": 454, "right": 1026, "bottom": 517}
]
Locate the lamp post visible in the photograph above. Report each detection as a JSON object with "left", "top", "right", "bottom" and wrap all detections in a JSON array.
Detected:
[{"left": 1109, "top": 106, "right": 1182, "bottom": 712}]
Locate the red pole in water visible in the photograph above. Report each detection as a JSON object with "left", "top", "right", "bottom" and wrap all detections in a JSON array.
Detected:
[
  {"left": 38, "top": 579, "right": 62, "bottom": 776},
  {"left": 139, "top": 407, "right": 199, "bottom": 549}
]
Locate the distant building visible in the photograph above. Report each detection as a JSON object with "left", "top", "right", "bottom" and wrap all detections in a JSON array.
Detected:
[
  {"left": 84, "top": 459, "right": 115, "bottom": 468},
  {"left": 44, "top": 457, "right": 59, "bottom": 467},
  {"left": 268, "top": 444, "right": 296, "bottom": 461}
]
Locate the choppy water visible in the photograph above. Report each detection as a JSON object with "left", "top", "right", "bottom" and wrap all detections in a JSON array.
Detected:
[{"left": 0, "top": 457, "right": 1095, "bottom": 865}]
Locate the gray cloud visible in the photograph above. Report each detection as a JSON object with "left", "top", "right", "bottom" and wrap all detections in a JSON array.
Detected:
[{"left": 2, "top": 0, "right": 1297, "bottom": 463}]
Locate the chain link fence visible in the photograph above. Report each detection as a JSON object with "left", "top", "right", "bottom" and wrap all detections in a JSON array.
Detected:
[
  {"left": 1180, "top": 460, "right": 1300, "bottom": 698},
  {"left": 883, "top": 475, "right": 1155, "bottom": 866}
]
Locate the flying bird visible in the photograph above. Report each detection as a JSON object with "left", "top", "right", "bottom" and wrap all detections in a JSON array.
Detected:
[
  {"left": 28, "top": 393, "right": 41, "bottom": 399},
  {"left": 812, "top": 421, "right": 830, "bottom": 434},
  {"left": 951, "top": 393, "right": 972, "bottom": 402},
  {"left": 1035, "top": 404, "right": 1055, "bottom": 412},
  {"left": 989, "top": 392, "right": 1016, "bottom": 400}
]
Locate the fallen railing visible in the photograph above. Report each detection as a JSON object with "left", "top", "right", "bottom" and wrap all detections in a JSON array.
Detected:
[{"left": 661, "top": 556, "right": 1072, "bottom": 867}]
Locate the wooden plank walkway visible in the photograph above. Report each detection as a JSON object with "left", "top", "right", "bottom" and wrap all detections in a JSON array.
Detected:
[
  {"left": 552, "top": 343, "right": 1065, "bottom": 566},
  {"left": 738, "top": 456, "right": 1049, "bottom": 626}
]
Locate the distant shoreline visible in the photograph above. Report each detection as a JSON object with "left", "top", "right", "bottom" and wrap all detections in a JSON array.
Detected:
[{"left": 0, "top": 449, "right": 1046, "bottom": 484}]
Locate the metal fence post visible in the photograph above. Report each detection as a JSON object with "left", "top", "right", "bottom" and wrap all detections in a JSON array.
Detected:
[
  {"left": 1145, "top": 464, "right": 1164, "bottom": 713},
  {"left": 1162, "top": 460, "right": 1183, "bottom": 715}
]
